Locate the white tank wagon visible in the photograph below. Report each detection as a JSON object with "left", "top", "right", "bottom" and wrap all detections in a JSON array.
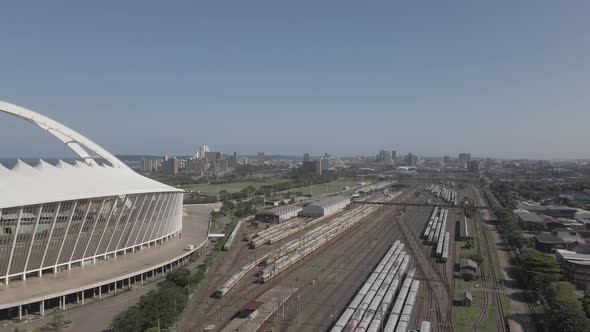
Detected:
[
  {"left": 261, "top": 202, "right": 386, "bottom": 282},
  {"left": 426, "top": 216, "right": 438, "bottom": 245},
  {"left": 366, "top": 256, "right": 410, "bottom": 332},
  {"left": 260, "top": 196, "right": 394, "bottom": 283},
  {"left": 347, "top": 251, "right": 407, "bottom": 331},
  {"left": 330, "top": 242, "right": 402, "bottom": 332},
  {"left": 259, "top": 204, "right": 385, "bottom": 283},
  {"left": 436, "top": 210, "right": 448, "bottom": 257},
  {"left": 356, "top": 254, "right": 410, "bottom": 332},
  {"left": 441, "top": 231, "right": 450, "bottom": 262},
  {"left": 390, "top": 279, "right": 420, "bottom": 332},
  {"left": 383, "top": 268, "right": 416, "bottom": 331},
  {"left": 214, "top": 252, "right": 270, "bottom": 297},
  {"left": 262, "top": 203, "right": 380, "bottom": 266},
  {"left": 433, "top": 209, "right": 448, "bottom": 246},
  {"left": 250, "top": 217, "right": 303, "bottom": 240},
  {"left": 422, "top": 207, "right": 439, "bottom": 239}
]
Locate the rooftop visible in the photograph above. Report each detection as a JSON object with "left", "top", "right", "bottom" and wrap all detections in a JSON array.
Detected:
[
  {"left": 534, "top": 233, "right": 567, "bottom": 244},
  {"left": 556, "top": 249, "right": 590, "bottom": 266},
  {"left": 307, "top": 195, "right": 349, "bottom": 208},
  {"left": 459, "top": 258, "right": 478, "bottom": 270},
  {"left": 515, "top": 210, "right": 544, "bottom": 223},
  {"left": 257, "top": 204, "right": 302, "bottom": 216},
  {"left": 0, "top": 160, "right": 180, "bottom": 209}
]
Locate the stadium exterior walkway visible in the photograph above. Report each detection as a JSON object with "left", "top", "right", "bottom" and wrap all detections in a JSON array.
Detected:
[{"left": 0, "top": 204, "right": 216, "bottom": 319}]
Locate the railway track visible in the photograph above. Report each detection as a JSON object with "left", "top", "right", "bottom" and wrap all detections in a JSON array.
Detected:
[
  {"left": 469, "top": 185, "right": 507, "bottom": 332},
  {"left": 396, "top": 210, "right": 451, "bottom": 332},
  {"left": 403, "top": 197, "right": 456, "bottom": 331}
]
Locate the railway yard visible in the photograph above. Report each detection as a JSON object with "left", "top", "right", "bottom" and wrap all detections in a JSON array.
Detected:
[{"left": 179, "top": 180, "right": 507, "bottom": 332}]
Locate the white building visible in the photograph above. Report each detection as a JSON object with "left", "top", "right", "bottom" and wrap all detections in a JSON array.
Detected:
[
  {"left": 198, "top": 145, "right": 210, "bottom": 159},
  {"left": 303, "top": 195, "right": 351, "bottom": 218},
  {"left": 0, "top": 101, "right": 184, "bottom": 284},
  {"left": 255, "top": 205, "right": 302, "bottom": 224}
]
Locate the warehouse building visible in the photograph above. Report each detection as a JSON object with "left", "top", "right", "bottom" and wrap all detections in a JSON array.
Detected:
[
  {"left": 555, "top": 249, "right": 590, "bottom": 290},
  {"left": 255, "top": 205, "right": 302, "bottom": 224},
  {"left": 303, "top": 195, "right": 350, "bottom": 218},
  {"left": 459, "top": 217, "right": 474, "bottom": 241}
]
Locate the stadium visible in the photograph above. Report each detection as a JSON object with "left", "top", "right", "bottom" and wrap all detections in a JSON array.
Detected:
[{"left": 0, "top": 101, "right": 209, "bottom": 319}]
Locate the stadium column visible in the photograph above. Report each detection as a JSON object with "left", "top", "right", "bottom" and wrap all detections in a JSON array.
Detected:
[
  {"left": 23, "top": 205, "right": 44, "bottom": 280},
  {"left": 54, "top": 201, "right": 78, "bottom": 272},
  {"left": 39, "top": 203, "right": 62, "bottom": 276},
  {"left": 40, "top": 300, "right": 45, "bottom": 316},
  {"left": 5, "top": 207, "right": 24, "bottom": 284}
]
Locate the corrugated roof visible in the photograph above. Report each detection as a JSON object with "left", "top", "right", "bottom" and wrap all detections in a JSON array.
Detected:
[
  {"left": 0, "top": 159, "right": 181, "bottom": 209},
  {"left": 308, "top": 195, "right": 349, "bottom": 208},
  {"left": 515, "top": 210, "right": 544, "bottom": 223},
  {"left": 534, "top": 233, "right": 566, "bottom": 244},
  {"left": 459, "top": 258, "right": 478, "bottom": 270},
  {"left": 257, "top": 204, "right": 302, "bottom": 216}
]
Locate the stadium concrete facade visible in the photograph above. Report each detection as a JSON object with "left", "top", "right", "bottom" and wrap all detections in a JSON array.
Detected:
[{"left": 0, "top": 101, "right": 206, "bottom": 320}]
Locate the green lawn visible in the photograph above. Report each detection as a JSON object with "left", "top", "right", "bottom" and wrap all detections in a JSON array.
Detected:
[
  {"left": 283, "top": 178, "right": 371, "bottom": 197},
  {"left": 179, "top": 178, "right": 287, "bottom": 193},
  {"left": 452, "top": 205, "right": 509, "bottom": 332}
]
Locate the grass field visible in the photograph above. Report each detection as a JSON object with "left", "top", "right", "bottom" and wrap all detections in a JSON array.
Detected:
[
  {"left": 180, "top": 177, "right": 369, "bottom": 196},
  {"left": 295, "top": 178, "right": 362, "bottom": 196},
  {"left": 452, "top": 207, "right": 508, "bottom": 332},
  {"left": 179, "top": 178, "right": 287, "bottom": 193}
]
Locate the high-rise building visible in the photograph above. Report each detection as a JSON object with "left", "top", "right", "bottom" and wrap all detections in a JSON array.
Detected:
[
  {"left": 405, "top": 153, "right": 418, "bottom": 166},
  {"left": 302, "top": 160, "right": 315, "bottom": 174},
  {"left": 391, "top": 150, "right": 397, "bottom": 161},
  {"left": 314, "top": 158, "right": 329, "bottom": 176},
  {"left": 257, "top": 152, "right": 265, "bottom": 165},
  {"left": 377, "top": 150, "right": 392, "bottom": 164},
  {"left": 468, "top": 160, "right": 481, "bottom": 173},
  {"left": 459, "top": 153, "right": 472, "bottom": 162},
  {"left": 162, "top": 156, "right": 179, "bottom": 174},
  {"left": 142, "top": 158, "right": 160, "bottom": 172},
  {"left": 204, "top": 151, "right": 223, "bottom": 162},
  {"left": 199, "top": 145, "right": 210, "bottom": 159},
  {"left": 303, "top": 153, "right": 310, "bottom": 161}
]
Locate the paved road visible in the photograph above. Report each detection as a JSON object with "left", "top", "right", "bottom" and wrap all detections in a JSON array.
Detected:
[{"left": 1, "top": 282, "right": 159, "bottom": 332}]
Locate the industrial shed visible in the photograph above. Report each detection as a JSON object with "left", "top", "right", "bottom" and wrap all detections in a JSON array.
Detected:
[
  {"left": 459, "top": 258, "right": 478, "bottom": 281},
  {"left": 459, "top": 217, "right": 474, "bottom": 241},
  {"left": 255, "top": 205, "right": 302, "bottom": 224},
  {"left": 303, "top": 195, "right": 351, "bottom": 218}
]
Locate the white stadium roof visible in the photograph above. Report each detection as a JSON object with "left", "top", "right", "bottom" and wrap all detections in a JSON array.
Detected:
[
  {"left": 0, "top": 101, "right": 182, "bottom": 209},
  {"left": 0, "top": 159, "right": 181, "bottom": 209}
]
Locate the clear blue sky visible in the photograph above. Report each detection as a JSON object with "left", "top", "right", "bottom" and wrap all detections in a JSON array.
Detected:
[{"left": 1, "top": 1, "right": 589, "bottom": 159}]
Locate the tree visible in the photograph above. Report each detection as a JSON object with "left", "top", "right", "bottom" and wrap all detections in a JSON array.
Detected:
[
  {"left": 166, "top": 267, "right": 191, "bottom": 288},
  {"left": 140, "top": 285, "right": 187, "bottom": 329},
  {"left": 111, "top": 305, "right": 144, "bottom": 332},
  {"left": 517, "top": 249, "right": 562, "bottom": 292},
  {"left": 545, "top": 298, "right": 590, "bottom": 332},
  {"left": 47, "top": 309, "right": 66, "bottom": 330},
  {"left": 544, "top": 281, "right": 577, "bottom": 304},
  {"left": 581, "top": 296, "right": 590, "bottom": 319}
]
